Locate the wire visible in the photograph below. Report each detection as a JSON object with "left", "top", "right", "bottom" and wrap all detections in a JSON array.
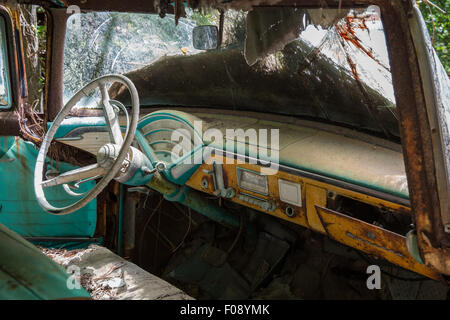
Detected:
[
  {"left": 227, "top": 213, "right": 245, "bottom": 254},
  {"left": 138, "top": 196, "right": 164, "bottom": 266},
  {"left": 171, "top": 208, "right": 192, "bottom": 253},
  {"left": 153, "top": 200, "right": 162, "bottom": 268}
]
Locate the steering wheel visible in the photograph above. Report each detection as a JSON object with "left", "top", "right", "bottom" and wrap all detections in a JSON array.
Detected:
[{"left": 34, "top": 74, "right": 139, "bottom": 215}]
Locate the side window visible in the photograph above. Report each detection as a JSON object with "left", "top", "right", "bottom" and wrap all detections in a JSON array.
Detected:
[{"left": 0, "top": 14, "right": 11, "bottom": 110}]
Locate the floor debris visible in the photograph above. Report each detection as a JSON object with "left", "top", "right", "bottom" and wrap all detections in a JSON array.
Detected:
[{"left": 40, "top": 245, "right": 193, "bottom": 300}]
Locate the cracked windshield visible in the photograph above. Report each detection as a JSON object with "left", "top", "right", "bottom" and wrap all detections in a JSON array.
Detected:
[{"left": 64, "top": 6, "right": 397, "bottom": 140}]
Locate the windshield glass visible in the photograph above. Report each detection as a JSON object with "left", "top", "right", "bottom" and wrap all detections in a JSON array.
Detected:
[{"left": 63, "top": 6, "right": 398, "bottom": 140}]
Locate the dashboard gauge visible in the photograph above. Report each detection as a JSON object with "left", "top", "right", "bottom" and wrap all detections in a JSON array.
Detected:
[{"left": 236, "top": 167, "right": 269, "bottom": 195}]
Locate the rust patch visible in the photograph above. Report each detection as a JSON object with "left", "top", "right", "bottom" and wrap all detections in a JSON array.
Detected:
[
  {"left": 315, "top": 205, "right": 441, "bottom": 280},
  {"left": 17, "top": 102, "right": 44, "bottom": 145}
]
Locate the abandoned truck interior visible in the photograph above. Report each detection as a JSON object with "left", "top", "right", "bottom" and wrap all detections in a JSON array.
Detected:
[{"left": 0, "top": 0, "right": 448, "bottom": 300}]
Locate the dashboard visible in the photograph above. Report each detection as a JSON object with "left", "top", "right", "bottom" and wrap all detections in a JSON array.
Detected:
[{"left": 53, "top": 108, "right": 440, "bottom": 280}]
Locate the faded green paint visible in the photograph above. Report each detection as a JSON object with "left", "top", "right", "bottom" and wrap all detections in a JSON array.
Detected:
[
  {"left": 0, "top": 136, "right": 14, "bottom": 158},
  {"left": 50, "top": 117, "right": 106, "bottom": 139},
  {"left": 0, "top": 222, "right": 90, "bottom": 299},
  {"left": 0, "top": 137, "right": 97, "bottom": 238}
]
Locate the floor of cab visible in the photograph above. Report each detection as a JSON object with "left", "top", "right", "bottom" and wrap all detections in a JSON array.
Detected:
[
  {"left": 41, "top": 245, "right": 192, "bottom": 300},
  {"left": 41, "top": 196, "right": 449, "bottom": 300}
]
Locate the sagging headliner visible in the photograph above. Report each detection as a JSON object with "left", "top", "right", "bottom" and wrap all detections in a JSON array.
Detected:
[{"left": 21, "top": 0, "right": 371, "bottom": 14}]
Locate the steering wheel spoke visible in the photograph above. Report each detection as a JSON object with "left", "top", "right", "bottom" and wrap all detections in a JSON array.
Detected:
[
  {"left": 100, "top": 82, "right": 124, "bottom": 145},
  {"left": 41, "top": 163, "right": 107, "bottom": 188}
]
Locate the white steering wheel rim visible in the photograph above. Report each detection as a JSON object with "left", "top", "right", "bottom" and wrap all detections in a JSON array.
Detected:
[{"left": 34, "top": 74, "right": 139, "bottom": 215}]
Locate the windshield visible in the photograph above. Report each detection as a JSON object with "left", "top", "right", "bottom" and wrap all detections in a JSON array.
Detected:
[{"left": 63, "top": 6, "right": 398, "bottom": 140}]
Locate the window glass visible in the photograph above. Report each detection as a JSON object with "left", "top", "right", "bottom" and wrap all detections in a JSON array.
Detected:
[{"left": 0, "top": 15, "right": 11, "bottom": 109}]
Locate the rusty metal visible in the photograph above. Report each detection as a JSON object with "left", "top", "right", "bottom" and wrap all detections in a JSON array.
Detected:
[
  {"left": 373, "top": 0, "right": 450, "bottom": 276},
  {"left": 69, "top": 108, "right": 104, "bottom": 117},
  {"left": 10, "top": 8, "right": 27, "bottom": 100},
  {"left": 0, "top": 4, "right": 48, "bottom": 138},
  {"left": 93, "top": 180, "right": 117, "bottom": 241},
  {"left": 41, "top": 6, "right": 51, "bottom": 132},
  {"left": 46, "top": 8, "right": 66, "bottom": 121},
  {"left": 62, "top": 0, "right": 167, "bottom": 14},
  {"left": 17, "top": 103, "right": 44, "bottom": 143},
  {"left": 217, "top": 9, "right": 224, "bottom": 48},
  {"left": 315, "top": 205, "right": 441, "bottom": 280},
  {"left": 0, "top": 112, "right": 20, "bottom": 135},
  {"left": 1, "top": 0, "right": 446, "bottom": 276}
]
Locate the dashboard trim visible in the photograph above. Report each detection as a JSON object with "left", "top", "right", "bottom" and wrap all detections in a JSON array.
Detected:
[{"left": 210, "top": 148, "right": 411, "bottom": 208}]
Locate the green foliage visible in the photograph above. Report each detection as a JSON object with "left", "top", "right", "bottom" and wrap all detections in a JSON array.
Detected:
[
  {"left": 190, "top": 10, "right": 217, "bottom": 26},
  {"left": 36, "top": 24, "right": 46, "bottom": 89},
  {"left": 419, "top": 0, "right": 450, "bottom": 74}
]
